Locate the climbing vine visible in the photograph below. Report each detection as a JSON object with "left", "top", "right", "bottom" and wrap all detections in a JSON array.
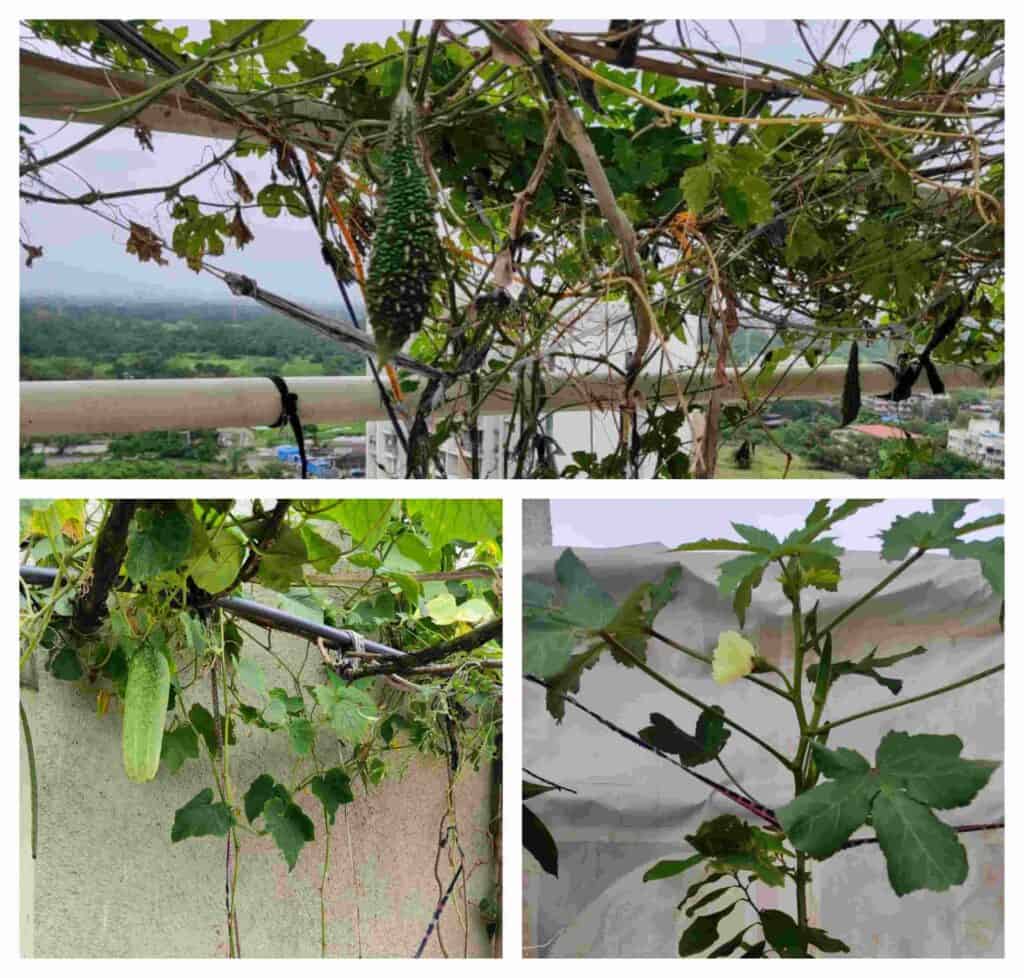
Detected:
[
  {"left": 18, "top": 20, "right": 1004, "bottom": 477},
  {"left": 19, "top": 497, "right": 503, "bottom": 957},
  {"left": 523, "top": 500, "right": 1003, "bottom": 956}
]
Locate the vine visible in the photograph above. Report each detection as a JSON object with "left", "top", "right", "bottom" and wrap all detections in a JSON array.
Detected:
[
  {"left": 19, "top": 497, "right": 503, "bottom": 957},
  {"left": 18, "top": 20, "right": 1004, "bottom": 478}
]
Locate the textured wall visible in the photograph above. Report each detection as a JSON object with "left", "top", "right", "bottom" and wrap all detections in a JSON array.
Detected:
[{"left": 20, "top": 626, "right": 497, "bottom": 958}]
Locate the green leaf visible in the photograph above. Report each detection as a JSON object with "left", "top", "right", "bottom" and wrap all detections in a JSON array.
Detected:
[
  {"left": 875, "top": 731, "right": 999, "bottom": 810},
  {"left": 806, "top": 645, "right": 928, "bottom": 696},
  {"left": 948, "top": 538, "right": 1004, "bottom": 598},
  {"left": 524, "top": 618, "right": 575, "bottom": 678},
  {"left": 405, "top": 499, "right": 501, "bottom": 547},
  {"left": 716, "top": 553, "right": 769, "bottom": 628},
  {"left": 317, "top": 499, "right": 396, "bottom": 552},
  {"left": 236, "top": 657, "right": 266, "bottom": 696},
  {"left": 299, "top": 523, "right": 341, "bottom": 572},
  {"left": 776, "top": 773, "right": 879, "bottom": 858},
  {"left": 50, "top": 645, "right": 83, "bottom": 680},
  {"left": 871, "top": 786, "right": 967, "bottom": 895},
  {"left": 685, "top": 885, "right": 735, "bottom": 916},
  {"left": 161, "top": 724, "right": 199, "bottom": 774},
  {"left": 678, "top": 901, "right": 740, "bottom": 957},
  {"left": 708, "top": 925, "right": 752, "bottom": 957},
  {"left": 313, "top": 676, "right": 378, "bottom": 745},
  {"left": 288, "top": 717, "right": 315, "bottom": 756},
  {"left": 189, "top": 528, "right": 246, "bottom": 592},
  {"left": 680, "top": 163, "right": 714, "bottom": 214},
  {"left": 263, "top": 796, "right": 315, "bottom": 871},
  {"left": 311, "top": 767, "right": 354, "bottom": 824},
  {"left": 878, "top": 501, "right": 972, "bottom": 560},
  {"left": 171, "top": 788, "right": 233, "bottom": 842},
  {"left": 643, "top": 854, "right": 704, "bottom": 882},
  {"left": 523, "top": 805, "right": 559, "bottom": 876},
  {"left": 524, "top": 578, "right": 555, "bottom": 610},
  {"left": 523, "top": 780, "right": 557, "bottom": 801},
  {"left": 188, "top": 703, "right": 235, "bottom": 755},
  {"left": 126, "top": 508, "right": 193, "bottom": 582},
  {"left": 759, "top": 909, "right": 806, "bottom": 956},
  {"left": 731, "top": 523, "right": 780, "bottom": 551},
  {"left": 639, "top": 709, "right": 730, "bottom": 766},
  {"left": 556, "top": 549, "right": 617, "bottom": 628},
  {"left": 809, "top": 741, "right": 870, "bottom": 779},
  {"left": 672, "top": 538, "right": 763, "bottom": 553},
  {"left": 255, "top": 525, "right": 309, "bottom": 590},
  {"left": 781, "top": 730, "right": 998, "bottom": 895},
  {"left": 244, "top": 773, "right": 289, "bottom": 823},
  {"left": 805, "top": 926, "right": 851, "bottom": 954}
]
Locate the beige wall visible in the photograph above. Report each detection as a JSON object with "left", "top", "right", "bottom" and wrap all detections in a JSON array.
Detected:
[{"left": 20, "top": 627, "right": 498, "bottom": 958}]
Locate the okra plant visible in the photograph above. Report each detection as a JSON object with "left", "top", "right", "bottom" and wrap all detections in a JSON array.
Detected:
[{"left": 523, "top": 500, "right": 1003, "bottom": 957}]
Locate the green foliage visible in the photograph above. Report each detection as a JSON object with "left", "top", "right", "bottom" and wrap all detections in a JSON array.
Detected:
[
  {"left": 20, "top": 497, "right": 503, "bottom": 885},
  {"left": 672, "top": 500, "right": 875, "bottom": 625},
  {"left": 523, "top": 549, "right": 680, "bottom": 715},
  {"left": 523, "top": 802, "right": 559, "bottom": 877},
  {"left": 777, "top": 734, "right": 997, "bottom": 894},
  {"left": 639, "top": 708, "right": 730, "bottom": 766},
  {"left": 171, "top": 788, "right": 234, "bottom": 842}
]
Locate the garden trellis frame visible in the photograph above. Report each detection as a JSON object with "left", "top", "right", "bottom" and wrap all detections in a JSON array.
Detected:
[{"left": 19, "top": 564, "right": 503, "bottom": 677}]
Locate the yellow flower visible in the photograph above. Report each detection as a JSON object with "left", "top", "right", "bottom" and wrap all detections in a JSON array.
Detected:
[{"left": 712, "top": 631, "right": 756, "bottom": 684}]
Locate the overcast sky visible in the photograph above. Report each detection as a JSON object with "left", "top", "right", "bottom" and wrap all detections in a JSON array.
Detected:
[
  {"left": 551, "top": 499, "right": 1004, "bottom": 551},
  {"left": 19, "top": 19, "right": 883, "bottom": 303}
]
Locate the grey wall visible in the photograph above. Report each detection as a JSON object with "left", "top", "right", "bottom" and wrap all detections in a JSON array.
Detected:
[{"left": 20, "top": 625, "right": 497, "bottom": 958}]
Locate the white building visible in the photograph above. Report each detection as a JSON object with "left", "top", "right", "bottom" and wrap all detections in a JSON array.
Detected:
[
  {"left": 364, "top": 303, "right": 696, "bottom": 479},
  {"left": 947, "top": 417, "right": 1004, "bottom": 470}
]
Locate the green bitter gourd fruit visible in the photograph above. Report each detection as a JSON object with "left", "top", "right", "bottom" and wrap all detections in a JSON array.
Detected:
[
  {"left": 122, "top": 641, "right": 171, "bottom": 783},
  {"left": 366, "top": 87, "right": 438, "bottom": 364}
]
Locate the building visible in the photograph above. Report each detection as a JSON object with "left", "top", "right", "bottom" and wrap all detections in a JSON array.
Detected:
[
  {"left": 832, "top": 423, "right": 920, "bottom": 443},
  {"left": 947, "top": 417, "right": 1004, "bottom": 470},
  {"left": 365, "top": 302, "right": 696, "bottom": 479}
]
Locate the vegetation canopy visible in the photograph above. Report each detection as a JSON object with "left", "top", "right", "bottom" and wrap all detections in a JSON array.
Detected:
[
  {"left": 20, "top": 19, "right": 1004, "bottom": 477},
  {"left": 19, "top": 497, "right": 503, "bottom": 957}
]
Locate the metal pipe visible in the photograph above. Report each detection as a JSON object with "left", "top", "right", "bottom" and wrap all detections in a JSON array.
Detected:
[
  {"left": 19, "top": 564, "right": 405, "bottom": 658},
  {"left": 21, "top": 364, "right": 999, "bottom": 438}
]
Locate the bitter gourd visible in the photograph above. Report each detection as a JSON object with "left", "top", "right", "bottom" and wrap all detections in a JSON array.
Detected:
[
  {"left": 366, "top": 87, "right": 438, "bottom": 364},
  {"left": 122, "top": 641, "right": 171, "bottom": 783}
]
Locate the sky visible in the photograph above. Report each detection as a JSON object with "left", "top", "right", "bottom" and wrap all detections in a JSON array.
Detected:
[
  {"left": 18, "top": 19, "right": 879, "bottom": 303},
  {"left": 551, "top": 499, "right": 1004, "bottom": 551}
]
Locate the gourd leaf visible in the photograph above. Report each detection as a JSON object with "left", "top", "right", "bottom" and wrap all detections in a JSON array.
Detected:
[
  {"left": 263, "top": 796, "right": 315, "bottom": 871},
  {"left": 171, "top": 788, "right": 233, "bottom": 842}
]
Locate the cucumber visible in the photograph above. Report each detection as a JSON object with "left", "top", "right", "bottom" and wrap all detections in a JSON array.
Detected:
[{"left": 122, "top": 642, "right": 171, "bottom": 783}]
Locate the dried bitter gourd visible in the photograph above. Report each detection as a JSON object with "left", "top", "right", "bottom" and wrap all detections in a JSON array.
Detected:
[{"left": 366, "top": 87, "right": 439, "bottom": 364}]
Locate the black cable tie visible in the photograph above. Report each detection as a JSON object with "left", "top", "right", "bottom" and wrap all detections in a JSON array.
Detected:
[
  {"left": 267, "top": 375, "right": 308, "bottom": 479},
  {"left": 224, "top": 272, "right": 257, "bottom": 297}
]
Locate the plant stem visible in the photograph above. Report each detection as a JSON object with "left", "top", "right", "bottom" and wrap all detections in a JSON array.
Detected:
[
  {"left": 599, "top": 633, "right": 794, "bottom": 770},
  {"left": 801, "top": 548, "right": 926, "bottom": 651},
  {"left": 20, "top": 702, "right": 38, "bottom": 860},
  {"left": 811, "top": 664, "right": 1004, "bottom": 733}
]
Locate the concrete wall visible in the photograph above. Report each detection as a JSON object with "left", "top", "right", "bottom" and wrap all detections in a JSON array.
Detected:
[{"left": 20, "top": 625, "right": 498, "bottom": 958}]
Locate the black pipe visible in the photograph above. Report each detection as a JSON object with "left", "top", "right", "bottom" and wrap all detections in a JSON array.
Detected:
[{"left": 19, "top": 564, "right": 405, "bottom": 659}]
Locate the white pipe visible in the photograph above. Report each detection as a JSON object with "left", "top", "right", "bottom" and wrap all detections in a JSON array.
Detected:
[{"left": 20, "top": 365, "right": 999, "bottom": 438}]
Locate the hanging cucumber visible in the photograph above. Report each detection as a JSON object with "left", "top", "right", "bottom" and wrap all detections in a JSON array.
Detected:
[
  {"left": 122, "top": 641, "right": 171, "bottom": 783},
  {"left": 365, "top": 87, "right": 439, "bottom": 364}
]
